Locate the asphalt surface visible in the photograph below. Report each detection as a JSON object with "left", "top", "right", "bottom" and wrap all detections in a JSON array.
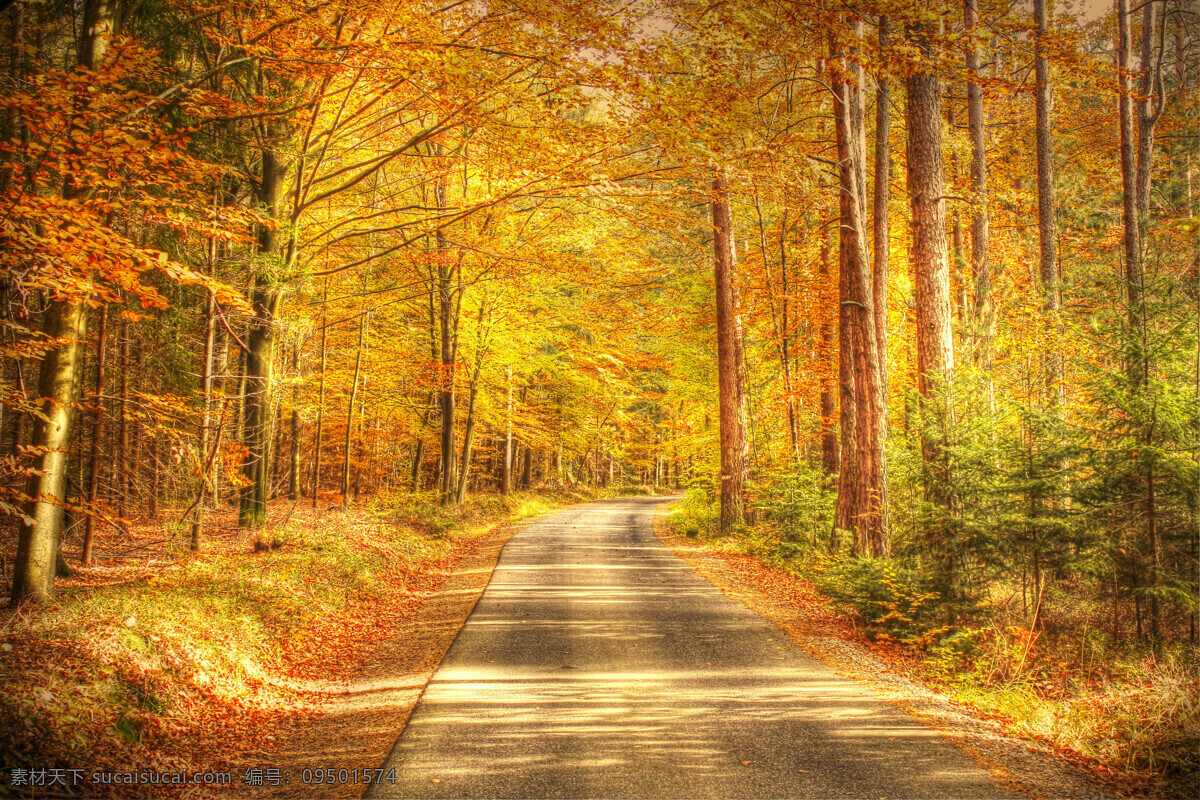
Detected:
[{"left": 369, "top": 497, "right": 1013, "bottom": 799}]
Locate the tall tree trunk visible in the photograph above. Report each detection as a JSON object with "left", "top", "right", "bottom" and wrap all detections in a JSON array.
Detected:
[
  {"left": 1034, "top": 0, "right": 1061, "bottom": 400},
  {"left": 873, "top": 17, "right": 891, "bottom": 439},
  {"left": 906, "top": 26, "right": 955, "bottom": 499},
  {"left": 713, "top": 175, "right": 747, "bottom": 531},
  {"left": 213, "top": 317, "right": 228, "bottom": 506},
  {"left": 240, "top": 281, "right": 278, "bottom": 528},
  {"left": 0, "top": 1, "right": 25, "bottom": 195},
  {"left": 779, "top": 216, "right": 798, "bottom": 463},
  {"left": 11, "top": 300, "right": 89, "bottom": 604},
  {"left": 965, "top": 0, "right": 991, "bottom": 338},
  {"left": 833, "top": 29, "right": 888, "bottom": 556},
  {"left": 501, "top": 366, "right": 512, "bottom": 495},
  {"left": 289, "top": 344, "right": 300, "bottom": 500},
  {"left": 190, "top": 285, "right": 215, "bottom": 551},
  {"left": 818, "top": 224, "right": 839, "bottom": 477},
  {"left": 434, "top": 158, "right": 458, "bottom": 505},
  {"left": 131, "top": 340, "right": 143, "bottom": 509},
  {"left": 311, "top": 279, "right": 327, "bottom": 506},
  {"left": 1136, "top": 0, "right": 1164, "bottom": 647},
  {"left": 1119, "top": 0, "right": 1164, "bottom": 644},
  {"left": 1135, "top": 0, "right": 1162, "bottom": 229},
  {"left": 342, "top": 313, "right": 366, "bottom": 508},
  {"left": 240, "top": 128, "right": 288, "bottom": 530},
  {"left": 148, "top": 435, "right": 158, "bottom": 519},
  {"left": 1118, "top": 0, "right": 1140, "bottom": 304},
  {"left": 117, "top": 315, "right": 129, "bottom": 518},
  {"left": 10, "top": 0, "right": 127, "bottom": 603},
  {"left": 82, "top": 305, "right": 107, "bottom": 565},
  {"left": 455, "top": 377, "right": 480, "bottom": 505},
  {"left": 456, "top": 303, "right": 487, "bottom": 504},
  {"left": 752, "top": 191, "right": 800, "bottom": 463}
]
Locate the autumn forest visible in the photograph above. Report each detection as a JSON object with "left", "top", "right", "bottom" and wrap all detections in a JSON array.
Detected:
[{"left": 0, "top": 0, "right": 1197, "bottom": 795}]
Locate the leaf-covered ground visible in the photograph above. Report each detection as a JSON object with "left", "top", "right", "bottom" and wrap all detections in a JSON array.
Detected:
[{"left": 0, "top": 489, "right": 606, "bottom": 799}]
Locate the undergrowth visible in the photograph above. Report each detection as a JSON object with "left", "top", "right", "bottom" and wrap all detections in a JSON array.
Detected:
[{"left": 664, "top": 487, "right": 1200, "bottom": 794}]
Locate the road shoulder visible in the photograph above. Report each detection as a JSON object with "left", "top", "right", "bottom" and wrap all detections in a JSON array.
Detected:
[{"left": 245, "top": 518, "right": 524, "bottom": 800}]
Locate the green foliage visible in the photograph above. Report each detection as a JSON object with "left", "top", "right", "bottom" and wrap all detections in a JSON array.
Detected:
[
  {"left": 818, "top": 558, "right": 950, "bottom": 648},
  {"left": 755, "top": 464, "right": 835, "bottom": 550},
  {"left": 666, "top": 487, "right": 719, "bottom": 540}
]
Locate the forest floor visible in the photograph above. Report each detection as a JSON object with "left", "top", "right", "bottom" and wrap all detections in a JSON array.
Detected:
[
  {"left": 652, "top": 514, "right": 1195, "bottom": 800},
  {"left": 0, "top": 487, "right": 619, "bottom": 799}
]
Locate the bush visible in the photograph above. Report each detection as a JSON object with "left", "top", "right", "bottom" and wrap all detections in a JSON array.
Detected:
[
  {"left": 756, "top": 466, "right": 834, "bottom": 549},
  {"left": 668, "top": 487, "right": 719, "bottom": 539},
  {"left": 819, "top": 558, "right": 949, "bottom": 647}
]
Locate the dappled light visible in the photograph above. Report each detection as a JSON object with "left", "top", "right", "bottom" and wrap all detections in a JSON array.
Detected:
[{"left": 370, "top": 500, "right": 1008, "bottom": 799}]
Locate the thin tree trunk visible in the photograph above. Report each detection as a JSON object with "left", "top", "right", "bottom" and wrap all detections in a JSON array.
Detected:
[
  {"left": 1034, "top": 0, "right": 1061, "bottom": 400},
  {"left": 213, "top": 315, "right": 227, "bottom": 505},
  {"left": 434, "top": 157, "right": 458, "bottom": 505},
  {"left": 190, "top": 286, "right": 216, "bottom": 551},
  {"left": 965, "top": 0, "right": 991, "bottom": 336},
  {"left": 148, "top": 435, "right": 158, "bottom": 519},
  {"left": 342, "top": 312, "right": 366, "bottom": 508},
  {"left": 289, "top": 341, "right": 300, "bottom": 500},
  {"left": 270, "top": 401, "right": 283, "bottom": 500},
  {"left": 131, "top": 340, "right": 143, "bottom": 511},
  {"left": 873, "top": 17, "right": 891, "bottom": 438},
  {"left": 117, "top": 315, "right": 129, "bottom": 518},
  {"left": 501, "top": 366, "right": 512, "bottom": 495},
  {"left": 455, "top": 379, "right": 480, "bottom": 504},
  {"left": 312, "top": 279, "right": 327, "bottom": 507},
  {"left": 82, "top": 305, "right": 107, "bottom": 565},
  {"left": 1138, "top": 0, "right": 1163, "bottom": 647},
  {"left": 1118, "top": 0, "right": 1140, "bottom": 303},
  {"left": 456, "top": 302, "right": 488, "bottom": 504},
  {"left": 753, "top": 190, "right": 800, "bottom": 463},
  {"left": 713, "top": 175, "right": 747, "bottom": 531}
]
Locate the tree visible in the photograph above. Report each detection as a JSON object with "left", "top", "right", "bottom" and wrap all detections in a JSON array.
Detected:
[
  {"left": 964, "top": 0, "right": 991, "bottom": 346},
  {"left": 1034, "top": 0, "right": 1061, "bottom": 398},
  {"left": 713, "top": 175, "right": 747, "bottom": 531},
  {"left": 830, "top": 21, "right": 888, "bottom": 557},
  {"left": 905, "top": 21, "right": 954, "bottom": 500},
  {"left": 9, "top": 0, "right": 115, "bottom": 604}
]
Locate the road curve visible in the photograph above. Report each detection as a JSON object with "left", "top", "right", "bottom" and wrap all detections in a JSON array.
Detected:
[{"left": 368, "top": 496, "right": 1013, "bottom": 799}]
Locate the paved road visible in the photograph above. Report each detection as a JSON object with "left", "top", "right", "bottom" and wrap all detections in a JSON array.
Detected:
[{"left": 369, "top": 497, "right": 1012, "bottom": 799}]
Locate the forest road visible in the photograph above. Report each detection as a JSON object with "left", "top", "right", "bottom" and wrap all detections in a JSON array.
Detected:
[{"left": 367, "top": 496, "right": 1015, "bottom": 800}]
